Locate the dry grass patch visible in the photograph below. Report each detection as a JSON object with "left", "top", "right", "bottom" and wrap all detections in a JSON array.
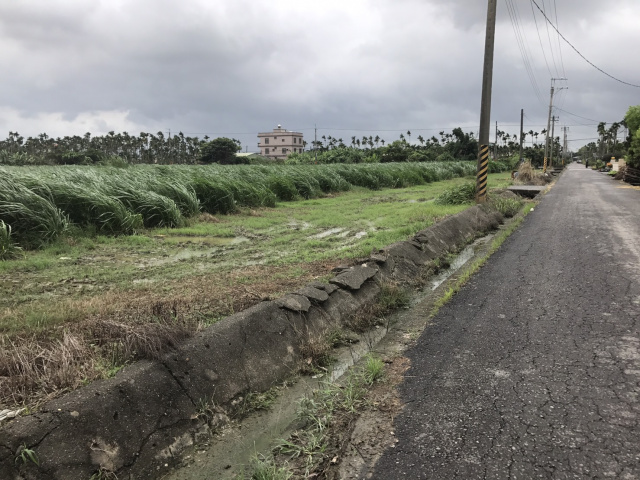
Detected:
[
  {"left": 514, "top": 162, "right": 551, "bottom": 185},
  {"left": 0, "top": 260, "right": 341, "bottom": 409}
]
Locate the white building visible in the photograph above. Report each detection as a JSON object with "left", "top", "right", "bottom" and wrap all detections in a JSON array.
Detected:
[{"left": 258, "top": 125, "right": 304, "bottom": 160}]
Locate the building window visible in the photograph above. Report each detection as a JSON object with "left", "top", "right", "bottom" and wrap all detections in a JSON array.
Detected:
[
  {"left": 282, "top": 148, "right": 287, "bottom": 154},
  {"left": 282, "top": 138, "right": 285, "bottom": 142},
  {"left": 265, "top": 138, "right": 269, "bottom": 144},
  {"left": 265, "top": 148, "right": 269, "bottom": 154},
  {"left": 293, "top": 137, "right": 297, "bottom": 144}
]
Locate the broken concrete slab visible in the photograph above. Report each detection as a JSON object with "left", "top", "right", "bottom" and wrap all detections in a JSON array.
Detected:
[
  {"left": 309, "top": 282, "right": 339, "bottom": 295},
  {"left": 294, "top": 286, "right": 330, "bottom": 303},
  {"left": 276, "top": 293, "right": 312, "bottom": 312},
  {"left": 330, "top": 265, "right": 378, "bottom": 290}
]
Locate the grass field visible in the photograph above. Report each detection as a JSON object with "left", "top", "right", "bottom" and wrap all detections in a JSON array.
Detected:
[
  {"left": 0, "top": 170, "right": 512, "bottom": 408},
  {"left": 0, "top": 161, "right": 493, "bottom": 251}
]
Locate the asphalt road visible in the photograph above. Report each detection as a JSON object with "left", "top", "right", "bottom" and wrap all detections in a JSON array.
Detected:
[{"left": 372, "top": 164, "right": 640, "bottom": 479}]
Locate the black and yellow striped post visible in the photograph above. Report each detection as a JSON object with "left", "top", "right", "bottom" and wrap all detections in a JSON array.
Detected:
[
  {"left": 543, "top": 156, "right": 548, "bottom": 173},
  {"left": 476, "top": 0, "right": 497, "bottom": 204},
  {"left": 476, "top": 144, "right": 489, "bottom": 203}
]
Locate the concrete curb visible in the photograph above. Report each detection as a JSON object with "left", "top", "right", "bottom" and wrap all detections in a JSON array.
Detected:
[{"left": 0, "top": 204, "right": 503, "bottom": 479}]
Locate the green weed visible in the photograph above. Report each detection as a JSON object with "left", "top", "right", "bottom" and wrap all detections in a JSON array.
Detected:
[
  {"left": 434, "top": 182, "right": 477, "bottom": 205},
  {"left": 238, "top": 454, "right": 293, "bottom": 480},
  {"left": 489, "top": 195, "right": 523, "bottom": 218},
  {"left": 0, "top": 220, "right": 23, "bottom": 260},
  {"left": 15, "top": 444, "right": 39, "bottom": 467},
  {"left": 362, "top": 354, "right": 385, "bottom": 386}
]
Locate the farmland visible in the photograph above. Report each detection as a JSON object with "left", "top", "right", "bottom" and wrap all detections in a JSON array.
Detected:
[
  {"left": 0, "top": 161, "right": 497, "bottom": 251},
  {"left": 0, "top": 163, "right": 512, "bottom": 408}
]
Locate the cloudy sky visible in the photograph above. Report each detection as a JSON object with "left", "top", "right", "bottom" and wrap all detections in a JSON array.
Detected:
[{"left": 1, "top": 0, "right": 639, "bottom": 152}]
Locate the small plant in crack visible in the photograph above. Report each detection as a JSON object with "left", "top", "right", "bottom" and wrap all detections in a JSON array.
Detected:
[
  {"left": 297, "top": 396, "right": 332, "bottom": 432},
  {"left": 326, "top": 328, "right": 357, "bottom": 348},
  {"left": 232, "top": 388, "right": 279, "bottom": 418},
  {"left": 89, "top": 467, "right": 118, "bottom": 480},
  {"left": 276, "top": 430, "right": 327, "bottom": 474},
  {"left": 362, "top": 353, "right": 385, "bottom": 386},
  {"left": 195, "top": 396, "right": 217, "bottom": 422},
  {"left": 14, "top": 444, "right": 39, "bottom": 467},
  {"left": 299, "top": 335, "right": 334, "bottom": 375},
  {"left": 236, "top": 453, "right": 293, "bottom": 480},
  {"left": 376, "top": 281, "right": 411, "bottom": 312}
]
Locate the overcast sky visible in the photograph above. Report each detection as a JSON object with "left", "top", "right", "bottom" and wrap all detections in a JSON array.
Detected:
[{"left": 1, "top": 0, "right": 639, "bottom": 152}]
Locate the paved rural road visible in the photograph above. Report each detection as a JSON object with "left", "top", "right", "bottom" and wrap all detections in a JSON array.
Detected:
[{"left": 372, "top": 163, "right": 640, "bottom": 479}]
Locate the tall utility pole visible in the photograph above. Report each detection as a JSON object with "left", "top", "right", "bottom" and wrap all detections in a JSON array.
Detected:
[
  {"left": 544, "top": 78, "right": 567, "bottom": 172},
  {"left": 550, "top": 115, "right": 558, "bottom": 167},
  {"left": 314, "top": 124, "right": 317, "bottom": 163},
  {"left": 562, "top": 126, "right": 569, "bottom": 165},
  {"left": 476, "top": 0, "right": 497, "bottom": 203},
  {"left": 494, "top": 121, "right": 498, "bottom": 160},
  {"left": 519, "top": 108, "right": 524, "bottom": 163}
]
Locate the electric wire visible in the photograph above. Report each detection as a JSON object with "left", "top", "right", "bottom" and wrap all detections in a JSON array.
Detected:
[
  {"left": 541, "top": 0, "right": 560, "bottom": 77},
  {"left": 529, "top": 0, "right": 553, "bottom": 78},
  {"left": 530, "top": 0, "right": 640, "bottom": 88},
  {"left": 504, "top": 0, "right": 545, "bottom": 106},
  {"left": 552, "top": 0, "right": 566, "bottom": 77}
]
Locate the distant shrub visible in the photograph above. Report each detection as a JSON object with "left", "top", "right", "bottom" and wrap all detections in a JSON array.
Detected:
[{"left": 436, "top": 152, "right": 456, "bottom": 162}]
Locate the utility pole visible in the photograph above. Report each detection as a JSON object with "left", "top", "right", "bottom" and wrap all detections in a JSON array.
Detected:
[
  {"left": 544, "top": 78, "right": 567, "bottom": 172},
  {"left": 519, "top": 108, "right": 524, "bottom": 164},
  {"left": 476, "top": 0, "right": 497, "bottom": 203},
  {"left": 494, "top": 121, "right": 498, "bottom": 160},
  {"left": 550, "top": 115, "right": 558, "bottom": 167},
  {"left": 314, "top": 124, "right": 317, "bottom": 163},
  {"left": 562, "top": 126, "right": 568, "bottom": 165}
]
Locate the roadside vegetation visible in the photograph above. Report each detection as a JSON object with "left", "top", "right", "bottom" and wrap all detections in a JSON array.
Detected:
[{"left": 0, "top": 167, "right": 512, "bottom": 410}]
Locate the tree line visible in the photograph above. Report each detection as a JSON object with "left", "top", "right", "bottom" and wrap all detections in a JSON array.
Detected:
[
  {"left": 0, "top": 131, "right": 246, "bottom": 166},
  {"left": 0, "top": 122, "right": 610, "bottom": 167}
]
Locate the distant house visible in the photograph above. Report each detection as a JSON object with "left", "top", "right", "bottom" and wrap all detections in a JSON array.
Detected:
[{"left": 258, "top": 125, "right": 304, "bottom": 160}]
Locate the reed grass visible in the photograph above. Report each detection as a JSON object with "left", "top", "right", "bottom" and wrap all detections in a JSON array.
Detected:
[{"left": 1, "top": 161, "right": 482, "bottom": 251}]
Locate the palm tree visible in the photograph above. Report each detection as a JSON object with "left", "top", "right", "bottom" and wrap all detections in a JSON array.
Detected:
[
  {"left": 406, "top": 130, "right": 411, "bottom": 144},
  {"left": 417, "top": 135, "right": 425, "bottom": 146}
]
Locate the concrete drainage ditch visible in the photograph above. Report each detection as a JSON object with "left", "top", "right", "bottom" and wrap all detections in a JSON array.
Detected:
[
  {"left": 163, "top": 232, "right": 497, "bottom": 479},
  {"left": 1, "top": 204, "right": 508, "bottom": 480}
]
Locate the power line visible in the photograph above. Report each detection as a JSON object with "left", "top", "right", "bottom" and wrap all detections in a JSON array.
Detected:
[
  {"left": 530, "top": 0, "right": 552, "bottom": 77},
  {"left": 553, "top": 107, "right": 601, "bottom": 123},
  {"left": 530, "top": 0, "right": 640, "bottom": 88},
  {"left": 504, "top": 0, "right": 545, "bottom": 106},
  {"left": 552, "top": 0, "right": 566, "bottom": 77},
  {"left": 541, "top": 0, "right": 560, "bottom": 77}
]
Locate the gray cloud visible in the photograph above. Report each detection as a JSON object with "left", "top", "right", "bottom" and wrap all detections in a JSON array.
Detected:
[{"left": 1, "top": 0, "right": 639, "bottom": 149}]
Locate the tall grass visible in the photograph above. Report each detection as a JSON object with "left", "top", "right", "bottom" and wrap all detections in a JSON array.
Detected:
[
  {"left": 0, "top": 176, "right": 69, "bottom": 248},
  {"left": 1, "top": 161, "right": 481, "bottom": 250}
]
